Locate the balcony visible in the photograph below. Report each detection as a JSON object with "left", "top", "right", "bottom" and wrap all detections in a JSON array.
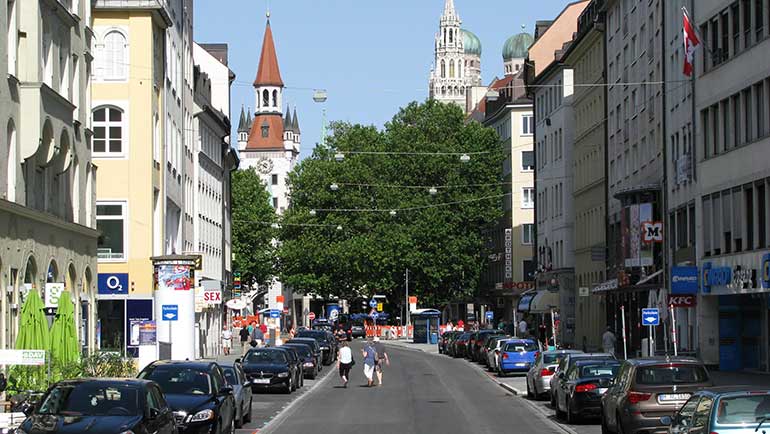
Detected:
[{"left": 94, "top": 0, "right": 172, "bottom": 26}]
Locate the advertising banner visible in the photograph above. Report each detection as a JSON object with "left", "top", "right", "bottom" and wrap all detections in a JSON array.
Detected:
[
  {"left": 0, "top": 349, "right": 46, "bottom": 366},
  {"left": 326, "top": 304, "right": 340, "bottom": 322},
  {"left": 671, "top": 266, "right": 699, "bottom": 294},
  {"left": 138, "top": 321, "right": 157, "bottom": 345},
  {"left": 44, "top": 283, "right": 65, "bottom": 309},
  {"left": 157, "top": 265, "right": 192, "bottom": 291},
  {"left": 639, "top": 203, "right": 654, "bottom": 266},
  {"left": 98, "top": 273, "right": 129, "bottom": 296},
  {"left": 625, "top": 205, "right": 641, "bottom": 268}
]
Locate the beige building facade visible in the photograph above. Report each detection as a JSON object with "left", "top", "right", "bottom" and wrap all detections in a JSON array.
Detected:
[{"left": 1, "top": 0, "right": 99, "bottom": 353}]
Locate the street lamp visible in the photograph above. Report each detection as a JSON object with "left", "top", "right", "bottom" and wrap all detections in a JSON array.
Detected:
[
  {"left": 336, "top": 225, "right": 343, "bottom": 231},
  {"left": 334, "top": 152, "right": 345, "bottom": 162},
  {"left": 309, "top": 209, "right": 317, "bottom": 217},
  {"left": 389, "top": 210, "right": 397, "bottom": 217},
  {"left": 330, "top": 183, "right": 339, "bottom": 191},
  {"left": 313, "top": 90, "right": 328, "bottom": 147},
  {"left": 428, "top": 187, "right": 438, "bottom": 196},
  {"left": 312, "top": 90, "right": 328, "bottom": 103},
  {"left": 460, "top": 154, "right": 471, "bottom": 163}
]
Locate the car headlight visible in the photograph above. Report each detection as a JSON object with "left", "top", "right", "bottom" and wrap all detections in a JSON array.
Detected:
[
  {"left": 277, "top": 372, "right": 290, "bottom": 378},
  {"left": 303, "top": 362, "right": 314, "bottom": 367},
  {"left": 188, "top": 409, "right": 215, "bottom": 422}
]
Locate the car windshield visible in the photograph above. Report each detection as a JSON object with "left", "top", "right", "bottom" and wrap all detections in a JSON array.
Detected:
[
  {"left": 140, "top": 367, "right": 212, "bottom": 395},
  {"left": 505, "top": 342, "right": 538, "bottom": 352},
  {"left": 221, "top": 367, "right": 238, "bottom": 386},
  {"left": 716, "top": 394, "right": 770, "bottom": 425},
  {"left": 578, "top": 363, "right": 620, "bottom": 378},
  {"left": 635, "top": 364, "right": 709, "bottom": 385},
  {"left": 297, "top": 331, "right": 325, "bottom": 340},
  {"left": 246, "top": 350, "right": 288, "bottom": 364},
  {"left": 286, "top": 346, "right": 312, "bottom": 357},
  {"left": 544, "top": 354, "right": 569, "bottom": 364},
  {"left": 37, "top": 383, "right": 139, "bottom": 417}
]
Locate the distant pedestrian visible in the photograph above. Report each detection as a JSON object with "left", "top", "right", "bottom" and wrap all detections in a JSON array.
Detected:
[
  {"left": 446, "top": 320, "right": 454, "bottom": 332},
  {"left": 602, "top": 326, "right": 617, "bottom": 356},
  {"left": 457, "top": 319, "right": 465, "bottom": 331},
  {"left": 373, "top": 337, "right": 390, "bottom": 386},
  {"left": 221, "top": 326, "right": 232, "bottom": 355},
  {"left": 497, "top": 320, "right": 505, "bottom": 331},
  {"left": 239, "top": 326, "right": 250, "bottom": 355},
  {"left": 362, "top": 339, "right": 377, "bottom": 387},
  {"left": 518, "top": 318, "right": 528, "bottom": 337},
  {"left": 337, "top": 341, "right": 353, "bottom": 388},
  {"left": 251, "top": 321, "right": 264, "bottom": 347},
  {"left": 0, "top": 373, "right": 7, "bottom": 401}
]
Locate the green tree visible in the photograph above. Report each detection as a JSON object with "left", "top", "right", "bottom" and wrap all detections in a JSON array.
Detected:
[
  {"left": 278, "top": 100, "right": 503, "bottom": 308},
  {"left": 232, "top": 168, "right": 277, "bottom": 287}
]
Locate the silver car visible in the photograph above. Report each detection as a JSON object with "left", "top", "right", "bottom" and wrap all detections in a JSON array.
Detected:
[
  {"left": 485, "top": 336, "right": 511, "bottom": 372},
  {"left": 221, "top": 361, "right": 253, "bottom": 429},
  {"left": 525, "top": 349, "right": 582, "bottom": 400}
]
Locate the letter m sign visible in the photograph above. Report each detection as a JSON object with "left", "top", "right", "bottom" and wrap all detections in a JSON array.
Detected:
[{"left": 642, "top": 221, "right": 664, "bottom": 243}]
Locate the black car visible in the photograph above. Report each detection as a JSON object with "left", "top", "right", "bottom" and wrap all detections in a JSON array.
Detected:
[
  {"left": 286, "top": 338, "right": 323, "bottom": 369},
  {"left": 295, "top": 330, "right": 337, "bottom": 365},
  {"left": 242, "top": 347, "right": 299, "bottom": 393},
  {"left": 18, "top": 378, "right": 176, "bottom": 434},
  {"left": 138, "top": 360, "right": 236, "bottom": 434},
  {"left": 278, "top": 346, "right": 305, "bottom": 390},
  {"left": 474, "top": 331, "right": 505, "bottom": 363},
  {"left": 284, "top": 342, "right": 319, "bottom": 379},
  {"left": 554, "top": 359, "right": 621, "bottom": 423}
]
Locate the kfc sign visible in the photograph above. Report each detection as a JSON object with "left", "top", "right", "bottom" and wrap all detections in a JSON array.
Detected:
[{"left": 668, "top": 295, "right": 696, "bottom": 308}]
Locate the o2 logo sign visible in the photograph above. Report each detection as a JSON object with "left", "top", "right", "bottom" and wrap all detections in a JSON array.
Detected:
[{"left": 98, "top": 273, "right": 129, "bottom": 295}]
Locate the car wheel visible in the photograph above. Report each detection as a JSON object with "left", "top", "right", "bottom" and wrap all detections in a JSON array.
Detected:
[
  {"left": 244, "top": 398, "right": 253, "bottom": 423},
  {"left": 283, "top": 381, "right": 292, "bottom": 394},
  {"left": 566, "top": 398, "right": 577, "bottom": 424},
  {"left": 526, "top": 381, "right": 533, "bottom": 399},
  {"left": 600, "top": 411, "right": 612, "bottom": 434},
  {"left": 227, "top": 415, "right": 235, "bottom": 434},
  {"left": 555, "top": 396, "right": 566, "bottom": 419}
]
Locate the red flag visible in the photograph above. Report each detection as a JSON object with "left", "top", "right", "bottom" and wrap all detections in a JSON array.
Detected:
[{"left": 683, "top": 10, "right": 700, "bottom": 77}]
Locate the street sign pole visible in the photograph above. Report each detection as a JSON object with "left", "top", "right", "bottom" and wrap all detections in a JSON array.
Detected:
[
  {"left": 621, "top": 305, "right": 627, "bottom": 360},
  {"left": 405, "top": 269, "right": 410, "bottom": 331},
  {"left": 670, "top": 304, "right": 678, "bottom": 356}
]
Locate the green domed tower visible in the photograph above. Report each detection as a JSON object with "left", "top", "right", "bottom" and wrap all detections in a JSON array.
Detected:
[{"left": 502, "top": 26, "right": 534, "bottom": 75}]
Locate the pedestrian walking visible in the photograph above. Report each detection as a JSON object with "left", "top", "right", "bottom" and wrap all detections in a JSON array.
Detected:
[
  {"left": 446, "top": 320, "right": 454, "bottom": 331},
  {"left": 250, "top": 321, "right": 264, "bottom": 347},
  {"left": 221, "top": 326, "right": 232, "bottom": 355},
  {"left": 361, "top": 338, "right": 377, "bottom": 387},
  {"left": 602, "top": 326, "right": 617, "bottom": 356},
  {"left": 337, "top": 341, "right": 353, "bottom": 388},
  {"left": 497, "top": 320, "right": 505, "bottom": 331},
  {"left": 518, "top": 317, "right": 528, "bottom": 337},
  {"left": 373, "top": 337, "right": 390, "bottom": 386},
  {"left": 239, "top": 325, "right": 250, "bottom": 354}
]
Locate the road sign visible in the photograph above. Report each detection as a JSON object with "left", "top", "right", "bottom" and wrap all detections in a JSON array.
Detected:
[
  {"left": 308, "top": 312, "right": 316, "bottom": 321},
  {"left": 376, "top": 303, "right": 383, "bottom": 312},
  {"left": 270, "top": 309, "right": 280, "bottom": 319},
  {"left": 283, "top": 307, "right": 289, "bottom": 314},
  {"left": 485, "top": 311, "right": 494, "bottom": 321},
  {"left": 162, "top": 305, "right": 178, "bottom": 321},
  {"left": 641, "top": 308, "right": 660, "bottom": 326},
  {"left": 369, "top": 299, "right": 377, "bottom": 308},
  {"left": 642, "top": 222, "right": 664, "bottom": 243}
]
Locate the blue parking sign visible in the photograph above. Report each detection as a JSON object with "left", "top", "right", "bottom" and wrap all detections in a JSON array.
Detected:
[
  {"left": 641, "top": 308, "right": 659, "bottom": 326},
  {"left": 485, "top": 311, "right": 494, "bottom": 321}
]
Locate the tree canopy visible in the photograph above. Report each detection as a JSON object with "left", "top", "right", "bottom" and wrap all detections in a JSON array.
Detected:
[
  {"left": 231, "top": 167, "right": 277, "bottom": 288},
  {"left": 278, "top": 100, "right": 503, "bottom": 310}
]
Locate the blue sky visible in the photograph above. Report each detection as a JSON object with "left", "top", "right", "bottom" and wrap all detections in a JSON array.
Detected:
[{"left": 194, "top": 0, "right": 570, "bottom": 159}]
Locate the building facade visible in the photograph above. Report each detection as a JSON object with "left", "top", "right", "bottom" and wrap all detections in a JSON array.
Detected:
[
  {"left": 92, "top": 0, "right": 173, "bottom": 362},
  {"left": 428, "top": 0, "right": 482, "bottom": 112},
  {"left": 0, "top": 0, "right": 99, "bottom": 353},
  {"left": 562, "top": 0, "right": 609, "bottom": 352},
  {"left": 694, "top": 0, "right": 770, "bottom": 371}
]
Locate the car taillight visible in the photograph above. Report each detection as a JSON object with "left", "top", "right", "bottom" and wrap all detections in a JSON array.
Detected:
[
  {"left": 503, "top": 353, "right": 509, "bottom": 359},
  {"left": 575, "top": 384, "right": 598, "bottom": 393},
  {"left": 534, "top": 351, "right": 540, "bottom": 359},
  {"left": 627, "top": 391, "right": 652, "bottom": 404},
  {"left": 539, "top": 368, "right": 552, "bottom": 377}
]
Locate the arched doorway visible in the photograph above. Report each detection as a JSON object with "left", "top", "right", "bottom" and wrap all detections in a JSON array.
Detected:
[
  {"left": 83, "top": 267, "right": 95, "bottom": 353},
  {"left": 19, "top": 255, "right": 38, "bottom": 342},
  {"left": 66, "top": 263, "right": 79, "bottom": 350}
]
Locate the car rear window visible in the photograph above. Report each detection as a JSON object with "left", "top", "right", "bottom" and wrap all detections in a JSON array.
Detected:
[
  {"left": 716, "top": 394, "right": 770, "bottom": 425},
  {"left": 635, "top": 364, "right": 709, "bottom": 385},
  {"left": 505, "top": 342, "right": 538, "bottom": 352},
  {"left": 579, "top": 363, "right": 620, "bottom": 378},
  {"left": 544, "top": 354, "right": 568, "bottom": 364}
]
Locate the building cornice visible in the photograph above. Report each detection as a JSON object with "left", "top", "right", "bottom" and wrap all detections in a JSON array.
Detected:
[{"left": 0, "top": 199, "right": 100, "bottom": 239}]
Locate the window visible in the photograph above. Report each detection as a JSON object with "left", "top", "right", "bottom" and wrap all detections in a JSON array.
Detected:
[
  {"left": 522, "top": 114, "right": 534, "bottom": 136},
  {"left": 97, "top": 202, "right": 126, "bottom": 260},
  {"left": 521, "top": 151, "right": 534, "bottom": 171},
  {"left": 92, "top": 106, "right": 125, "bottom": 156},
  {"left": 100, "top": 30, "right": 127, "bottom": 80},
  {"left": 272, "top": 197, "right": 278, "bottom": 208},
  {"left": 262, "top": 89, "right": 269, "bottom": 107},
  {"left": 440, "top": 60, "right": 446, "bottom": 78},
  {"left": 7, "top": 0, "right": 17, "bottom": 76},
  {"left": 523, "top": 260, "right": 536, "bottom": 281},
  {"left": 272, "top": 90, "right": 278, "bottom": 107},
  {"left": 522, "top": 224, "right": 534, "bottom": 245},
  {"left": 271, "top": 174, "right": 278, "bottom": 185},
  {"left": 522, "top": 187, "right": 535, "bottom": 209}
]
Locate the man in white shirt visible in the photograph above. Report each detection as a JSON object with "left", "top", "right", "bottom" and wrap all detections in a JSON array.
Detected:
[{"left": 518, "top": 318, "right": 528, "bottom": 337}]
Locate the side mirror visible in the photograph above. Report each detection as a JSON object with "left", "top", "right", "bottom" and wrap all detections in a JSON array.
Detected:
[
  {"left": 659, "top": 416, "right": 672, "bottom": 426},
  {"left": 234, "top": 358, "right": 241, "bottom": 363},
  {"left": 148, "top": 408, "right": 161, "bottom": 419},
  {"left": 218, "top": 387, "right": 233, "bottom": 396},
  {"left": 243, "top": 380, "right": 251, "bottom": 387},
  {"left": 558, "top": 372, "right": 565, "bottom": 379}
]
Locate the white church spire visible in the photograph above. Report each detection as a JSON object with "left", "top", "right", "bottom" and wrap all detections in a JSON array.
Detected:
[{"left": 443, "top": 0, "right": 457, "bottom": 19}]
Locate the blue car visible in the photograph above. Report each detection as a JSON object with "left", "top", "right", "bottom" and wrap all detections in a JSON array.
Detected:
[
  {"left": 662, "top": 386, "right": 770, "bottom": 434},
  {"left": 498, "top": 339, "right": 540, "bottom": 376}
]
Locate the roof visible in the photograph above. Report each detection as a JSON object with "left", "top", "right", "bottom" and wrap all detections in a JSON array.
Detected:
[
  {"left": 462, "top": 29, "right": 482, "bottom": 56},
  {"left": 625, "top": 357, "right": 704, "bottom": 366},
  {"left": 291, "top": 107, "right": 300, "bottom": 133},
  {"left": 199, "top": 43, "right": 229, "bottom": 66},
  {"left": 237, "top": 106, "right": 248, "bottom": 133},
  {"left": 246, "top": 114, "right": 285, "bottom": 150},
  {"left": 58, "top": 378, "right": 153, "bottom": 386},
  {"left": 254, "top": 20, "right": 284, "bottom": 87},
  {"left": 283, "top": 106, "right": 293, "bottom": 130},
  {"left": 147, "top": 360, "right": 218, "bottom": 369},
  {"left": 503, "top": 30, "right": 534, "bottom": 60}
]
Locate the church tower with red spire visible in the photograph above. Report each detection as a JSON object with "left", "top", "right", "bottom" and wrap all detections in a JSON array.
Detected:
[{"left": 239, "top": 13, "right": 300, "bottom": 215}]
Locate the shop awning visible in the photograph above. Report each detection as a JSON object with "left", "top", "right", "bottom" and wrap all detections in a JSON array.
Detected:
[
  {"left": 517, "top": 292, "right": 535, "bottom": 312},
  {"left": 529, "top": 290, "right": 560, "bottom": 313}
]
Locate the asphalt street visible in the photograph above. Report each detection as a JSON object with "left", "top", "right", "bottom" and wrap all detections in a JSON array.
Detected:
[{"left": 256, "top": 341, "right": 570, "bottom": 434}]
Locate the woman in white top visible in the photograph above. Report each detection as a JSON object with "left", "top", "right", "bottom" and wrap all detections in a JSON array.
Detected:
[{"left": 337, "top": 341, "right": 353, "bottom": 388}]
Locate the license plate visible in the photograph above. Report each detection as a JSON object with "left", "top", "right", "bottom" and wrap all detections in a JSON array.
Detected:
[
  {"left": 658, "top": 393, "right": 690, "bottom": 402},
  {"left": 515, "top": 362, "right": 527, "bottom": 367},
  {"left": 253, "top": 379, "right": 271, "bottom": 384},
  {"left": 597, "top": 388, "right": 608, "bottom": 394}
]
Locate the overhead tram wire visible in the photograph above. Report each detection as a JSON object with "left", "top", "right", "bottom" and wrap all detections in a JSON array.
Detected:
[{"left": 308, "top": 192, "right": 510, "bottom": 215}]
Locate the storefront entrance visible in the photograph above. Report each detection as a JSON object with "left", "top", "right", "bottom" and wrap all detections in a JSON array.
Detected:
[{"left": 718, "top": 294, "right": 764, "bottom": 371}]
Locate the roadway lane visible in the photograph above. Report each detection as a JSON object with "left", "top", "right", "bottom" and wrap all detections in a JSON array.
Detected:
[{"left": 260, "top": 341, "right": 566, "bottom": 434}]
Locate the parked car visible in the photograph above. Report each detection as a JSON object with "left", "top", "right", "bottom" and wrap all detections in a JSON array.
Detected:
[
  {"left": 485, "top": 336, "right": 512, "bottom": 372},
  {"left": 444, "top": 332, "right": 463, "bottom": 357},
  {"left": 554, "top": 359, "right": 621, "bottom": 423},
  {"left": 550, "top": 353, "right": 615, "bottom": 407},
  {"left": 138, "top": 360, "right": 236, "bottom": 434},
  {"left": 277, "top": 346, "right": 305, "bottom": 391},
  {"left": 526, "top": 349, "right": 583, "bottom": 400},
  {"left": 661, "top": 386, "right": 770, "bottom": 434},
  {"left": 284, "top": 342, "right": 320, "bottom": 379},
  {"left": 17, "top": 378, "right": 176, "bottom": 434},
  {"left": 471, "top": 330, "right": 504, "bottom": 363},
  {"left": 295, "top": 330, "right": 337, "bottom": 365},
  {"left": 350, "top": 321, "right": 366, "bottom": 339},
  {"left": 439, "top": 331, "right": 460, "bottom": 354},
  {"left": 241, "top": 347, "right": 300, "bottom": 394},
  {"left": 452, "top": 333, "right": 472, "bottom": 358},
  {"left": 600, "top": 357, "right": 712, "bottom": 434},
  {"left": 498, "top": 338, "right": 540, "bottom": 376},
  {"left": 219, "top": 361, "right": 253, "bottom": 429},
  {"left": 286, "top": 338, "right": 323, "bottom": 369}
]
